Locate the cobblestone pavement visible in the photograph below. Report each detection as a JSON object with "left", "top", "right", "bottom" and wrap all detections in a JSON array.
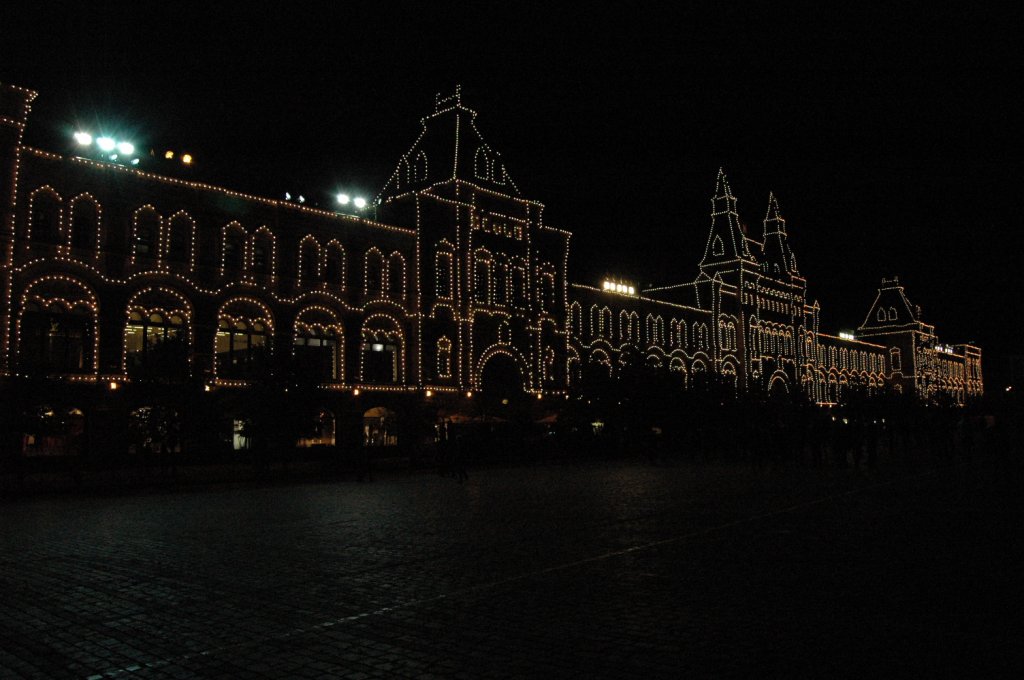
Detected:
[{"left": 1, "top": 456, "right": 1022, "bottom": 679}]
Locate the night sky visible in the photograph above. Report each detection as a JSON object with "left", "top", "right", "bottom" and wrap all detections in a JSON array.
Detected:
[{"left": 3, "top": 5, "right": 1020, "bottom": 384}]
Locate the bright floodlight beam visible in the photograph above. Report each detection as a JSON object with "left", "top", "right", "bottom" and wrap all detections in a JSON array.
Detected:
[
  {"left": 353, "top": 197, "right": 367, "bottom": 209},
  {"left": 73, "top": 132, "right": 92, "bottom": 146},
  {"left": 336, "top": 193, "right": 350, "bottom": 205},
  {"left": 117, "top": 141, "right": 134, "bottom": 155},
  {"left": 96, "top": 137, "right": 116, "bottom": 152}
]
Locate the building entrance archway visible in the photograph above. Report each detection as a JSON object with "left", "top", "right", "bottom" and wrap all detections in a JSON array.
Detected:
[{"left": 478, "top": 351, "right": 526, "bottom": 404}]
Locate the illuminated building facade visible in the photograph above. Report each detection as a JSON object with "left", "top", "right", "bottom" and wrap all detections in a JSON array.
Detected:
[
  {"left": 1, "top": 82, "right": 570, "bottom": 456},
  {"left": 0, "top": 80, "right": 982, "bottom": 457},
  {"left": 567, "top": 172, "right": 983, "bottom": 405}
]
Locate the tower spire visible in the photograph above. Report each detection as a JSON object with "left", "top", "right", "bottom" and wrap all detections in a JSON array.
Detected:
[
  {"left": 761, "top": 192, "right": 798, "bottom": 276},
  {"left": 763, "top": 191, "right": 786, "bottom": 236},
  {"left": 700, "top": 168, "right": 753, "bottom": 272}
]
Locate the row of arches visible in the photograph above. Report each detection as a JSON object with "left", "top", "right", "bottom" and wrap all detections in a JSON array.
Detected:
[
  {"left": 22, "top": 188, "right": 411, "bottom": 299},
  {"left": 25, "top": 187, "right": 101, "bottom": 253},
  {"left": 578, "top": 346, "right": 739, "bottom": 390},
  {"left": 814, "top": 342, "right": 885, "bottom": 375},
  {"left": 472, "top": 248, "right": 529, "bottom": 308},
  {"left": 750, "top": 321, "right": 794, "bottom": 357},
  {"left": 570, "top": 303, "right": 712, "bottom": 353},
  {"left": 13, "top": 277, "right": 408, "bottom": 384},
  {"left": 802, "top": 368, "right": 887, "bottom": 403}
]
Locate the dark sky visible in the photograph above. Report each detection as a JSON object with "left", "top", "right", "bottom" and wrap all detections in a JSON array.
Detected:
[{"left": 3, "top": 4, "right": 1020, "bottom": 384}]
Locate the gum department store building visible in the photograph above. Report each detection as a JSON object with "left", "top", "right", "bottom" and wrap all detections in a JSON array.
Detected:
[{"left": 0, "top": 82, "right": 983, "bottom": 456}]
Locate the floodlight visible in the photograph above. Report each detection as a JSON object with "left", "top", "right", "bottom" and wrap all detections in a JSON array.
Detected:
[
  {"left": 298, "top": 195, "right": 305, "bottom": 204},
  {"left": 353, "top": 197, "right": 367, "bottom": 209},
  {"left": 336, "top": 193, "right": 350, "bottom": 205},
  {"left": 181, "top": 154, "right": 193, "bottom": 165},
  {"left": 164, "top": 150, "right": 174, "bottom": 159},
  {"left": 130, "top": 158, "right": 140, "bottom": 165},
  {"left": 96, "top": 137, "right": 116, "bottom": 152},
  {"left": 73, "top": 132, "right": 92, "bottom": 146},
  {"left": 117, "top": 141, "right": 134, "bottom": 155}
]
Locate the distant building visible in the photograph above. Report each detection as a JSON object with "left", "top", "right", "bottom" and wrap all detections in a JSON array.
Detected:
[
  {"left": 0, "top": 81, "right": 982, "bottom": 457},
  {"left": 568, "top": 175, "right": 983, "bottom": 405}
]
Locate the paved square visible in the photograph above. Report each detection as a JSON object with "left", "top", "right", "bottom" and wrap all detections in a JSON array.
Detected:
[{"left": 1, "top": 457, "right": 1021, "bottom": 678}]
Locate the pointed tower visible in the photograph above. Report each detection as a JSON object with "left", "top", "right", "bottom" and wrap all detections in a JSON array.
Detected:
[
  {"left": 700, "top": 169, "right": 755, "bottom": 275},
  {"left": 761, "top": 192, "right": 798, "bottom": 276},
  {"left": 376, "top": 85, "right": 521, "bottom": 205}
]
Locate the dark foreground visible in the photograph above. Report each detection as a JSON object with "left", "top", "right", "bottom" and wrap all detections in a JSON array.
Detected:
[{"left": 1, "top": 453, "right": 1022, "bottom": 679}]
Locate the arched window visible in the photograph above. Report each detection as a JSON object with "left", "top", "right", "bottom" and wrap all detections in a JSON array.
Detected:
[
  {"left": 387, "top": 251, "right": 406, "bottom": 302},
  {"left": 474, "top": 147, "right": 491, "bottom": 180},
  {"left": 590, "top": 349, "right": 612, "bottom": 376},
  {"left": 437, "top": 336, "right": 452, "bottom": 379},
  {"left": 125, "top": 310, "right": 189, "bottom": 379},
  {"left": 18, "top": 278, "right": 98, "bottom": 375},
  {"left": 133, "top": 206, "right": 160, "bottom": 259},
  {"left": 20, "top": 302, "right": 94, "bottom": 374},
  {"left": 695, "top": 323, "right": 709, "bottom": 351},
  {"left": 511, "top": 261, "right": 527, "bottom": 306},
  {"left": 567, "top": 302, "right": 582, "bottom": 336},
  {"left": 435, "top": 245, "right": 454, "bottom": 299},
  {"left": 497, "top": 320, "right": 511, "bottom": 345},
  {"left": 364, "top": 407, "right": 399, "bottom": 447},
  {"left": 250, "top": 227, "right": 276, "bottom": 281},
  {"left": 360, "top": 316, "right": 404, "bottom": 384},
  {"left": 601, "top": 307, "right": 613, "bottom": 339},
  {"left": 414, "top": 150, "right": 428, "bottom": 182},
  {"left": 364, "top": 248, "right": 385, "bottom": 296},
  {"left": 493, "top": 260, "right": 510, "bottom": 306},
  {"left": 222, "top": 222, "right": 246, "bottom": 274},
  {"left": 293, "top": 308, "right": 343, "bottom": 383},
  {"left": 215, "top": 301, "right": 273, "bottom": 379},
  {"left": 29, "top": 187, "right": 62, "bottom": 244},
  {"left": 68, "top": 194, "right": 99, "bottom": 253},
  {"left": 325, "top": 241, "right": 345, "bottom": 289},
  {"left": 538, "top": 272, "right": 555, "bottom": 312},
  {"left": 620, "top": 310, "right": 631, "bottom": 342},
  {"left": 889, "top": 347, "right": 902, "bottom": 373},
  {"left": 888, "top": 307, "right": 898, "bottom": 321},
  {"left": 474, "top": 249, "right": 492, "bottom": 304},
  {"left": 712, "top": 235, "right": 725, "bottom": 256},
  {"left": 299, "top": 236, "right": 320, "bottom": 285},
  {"left": 670, "top": 357, "right": 688, "bottom": 387},
  {"left": 166, "top": 212, "right": 194, "bottom": 266}
]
